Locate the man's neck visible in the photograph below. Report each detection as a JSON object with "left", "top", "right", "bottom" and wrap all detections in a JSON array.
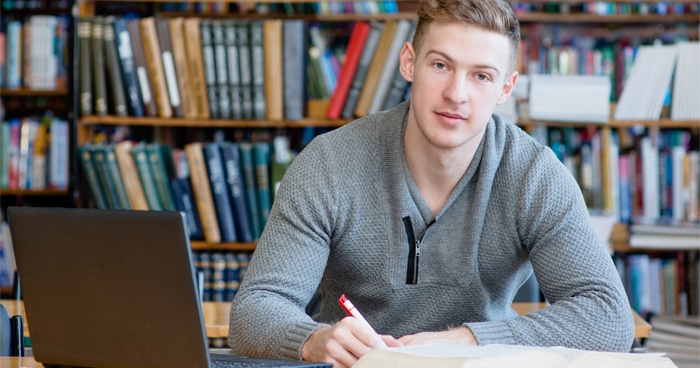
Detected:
[{"left": 403, "top": 119, "right": 485, "bottom": 216}]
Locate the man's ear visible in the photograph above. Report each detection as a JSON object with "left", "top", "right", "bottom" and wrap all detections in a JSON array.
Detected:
[
  {"left": 497, "top": 71, "right": 518, "bottom": 105},
  {"left": 399, "top": 42, "right": 415, "bottom": 83}
]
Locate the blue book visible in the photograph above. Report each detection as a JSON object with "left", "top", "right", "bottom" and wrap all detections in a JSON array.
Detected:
[
  {"left": 203, "top": 143, "right": 238, "bottom": 243},
  {"left": 220, "top": 142, "right": 254, "bottom": 243},
  {"left": 113, "top": 17, "right": 145, "bottom": 117},
  {"left": 224, "top": 252, "right": 240, "bottom": 301},
  {"left": 238, "top": 143, "right": 261, "bottom": 239},
  {"left": 170, "top": 177, "right": 204, "bottom": 240}
]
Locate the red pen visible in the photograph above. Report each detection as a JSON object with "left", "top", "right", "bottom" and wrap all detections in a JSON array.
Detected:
[{"left": 338, "top": 294, "right": 387, "bottom": 348}]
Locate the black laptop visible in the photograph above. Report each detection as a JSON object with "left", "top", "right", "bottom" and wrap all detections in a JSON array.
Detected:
[{"left": 8, "top": 206, "right": 331, "bottom": 368}]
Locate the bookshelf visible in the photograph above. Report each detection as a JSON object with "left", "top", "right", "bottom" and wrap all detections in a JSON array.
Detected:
[
  {"left": 71, "top": 1, "right": 698, "bottom": 310},
  {"left": 0, "top": 0, "right": 78, "bottom": 296}
]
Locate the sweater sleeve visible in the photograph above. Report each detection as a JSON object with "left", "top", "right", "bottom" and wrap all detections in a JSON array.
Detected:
[
  {"left": 466, "top": 147, "right": 635, "bottom": 352},
  {"left": 228, "top": 136, "right": 337, "bottom": 359}
]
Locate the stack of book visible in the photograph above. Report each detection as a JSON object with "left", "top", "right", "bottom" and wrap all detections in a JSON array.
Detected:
[
  {"left": 646, "top": 314, "right": 700, "bottom": 368},
  {"left": 629, "top": 223, "right": 700, "bottom": 250}
]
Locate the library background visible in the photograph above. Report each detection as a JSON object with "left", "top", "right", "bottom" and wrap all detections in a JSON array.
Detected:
[{"left": 0, "top": 0, "right": 698, "bottom": 364}]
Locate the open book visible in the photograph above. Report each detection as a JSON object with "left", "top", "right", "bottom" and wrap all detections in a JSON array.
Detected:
[{"left": 353, "top": 344, "right": 677, "bottom": 368}]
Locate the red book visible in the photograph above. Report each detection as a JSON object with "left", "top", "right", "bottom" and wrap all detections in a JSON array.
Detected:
[{"left": 327, "top": 22, "right": 371, "bottom": 119}]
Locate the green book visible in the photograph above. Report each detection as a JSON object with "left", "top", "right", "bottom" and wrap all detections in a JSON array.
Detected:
[
  {"left": 252, "top": 141, "right": 271, "bottom": 232},
  {"left": 146, "top": 143, "right": 177, "bottom": 211},
  {"left": 91, "top": 145, "right": 119, "bottom": 209},
  {"left": 102, "top": 144, "right": 131, "bottom": 209},
  {"left": 131, "top": 142, "right": 163, "bottom": 211},
  {"left": 77, "top": 145, "right": 108, "bottom": 209}
]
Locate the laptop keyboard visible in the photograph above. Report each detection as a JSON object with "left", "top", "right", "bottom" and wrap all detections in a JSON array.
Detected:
[{"left": 213, "top": 361, "right": 282, "bottom": 368}]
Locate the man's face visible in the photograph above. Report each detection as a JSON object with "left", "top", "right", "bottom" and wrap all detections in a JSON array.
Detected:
[{"left": 400, "top": 22, "right": 517, "bottom": 151}]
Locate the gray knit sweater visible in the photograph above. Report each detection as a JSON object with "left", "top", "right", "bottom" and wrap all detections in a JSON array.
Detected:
[{"left": 229, "top": 101, "right": 634, "bottom": 359}]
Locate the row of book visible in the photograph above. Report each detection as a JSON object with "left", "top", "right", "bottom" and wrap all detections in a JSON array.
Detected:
[
  {"left": 613, "top": 251, "right": 699, "bottom": 318},
  {"left": 0, "top": 116, "right": 70, "bottom": 191},
  {"left": 78, "top": 15, "right": 419, "bottom": 122},
  {"left": 1, "top": 0, "right": 71, "bottom": 11},
  {"left": 530, "top": 127, "right": 699, "bottom": 225},
  {"left": 511, "top": 1, "right": 699, "bottom": 16},
  {"left": 79, "top": 15, "right": 313, "bottom": 121},
  {"left": 78, "top": 137, "right": 293, "bottom": 244},
  {"left": 321, "top": 19, "right": 415, "bottom": 120},
  {"left": 0, "top": 14, "right": 70, "bottom": 90},
  {"left": 162, "top": 1, "right": 401, "bottom": 15},
  {"left": 194, "top": 250, "right": 251, "bottom": 303}
]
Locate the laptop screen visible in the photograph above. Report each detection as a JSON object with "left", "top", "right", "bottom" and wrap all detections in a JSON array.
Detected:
[{"left": 9, "top": 207, "right": 212, "bottom": 368}]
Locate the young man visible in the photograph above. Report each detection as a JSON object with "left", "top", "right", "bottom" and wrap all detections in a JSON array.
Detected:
[{"left": 229, "top": 0, "right": 635, "bottom": 366}]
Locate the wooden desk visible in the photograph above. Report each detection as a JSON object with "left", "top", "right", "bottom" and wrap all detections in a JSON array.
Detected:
[
  {"left": 1, "top": 356, "right": 42, "bottom": 368},
  {"left": 2, "top": 300, "right": 650, "bottom": 340}
]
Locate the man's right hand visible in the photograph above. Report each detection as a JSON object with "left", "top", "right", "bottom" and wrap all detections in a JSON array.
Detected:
[{"left": 301, "top": 317, "right": 401, "bottom": 368}]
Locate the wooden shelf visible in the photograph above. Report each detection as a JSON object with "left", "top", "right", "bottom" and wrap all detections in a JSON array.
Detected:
[
  {"left": 79, "top": 115, "right": 352, "bottom": 128},
  {"left": 519, "top": 118, "right": 700, "bottom": 129},
  {"left": 516, "top": 13, "right": 699, "bottom": 23},
  {"left": 159, "top": 11, "right": 419, "bottom": 21},
  {"left": 0, "top": 188, "right": 70, "bottom": 196},
  {"left": 191, "top": 240, "right": 256, "bottom": 251},
  {"left": 0, "top": 88, "right": 69, "bottom": 97},
  {"left": 609, "top": 223, "right": 698, "bottom": 253}
]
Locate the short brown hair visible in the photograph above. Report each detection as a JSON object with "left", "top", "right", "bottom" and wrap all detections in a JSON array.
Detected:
[{"left": 413, "top": 0, "right": 520, "bottom": 72}]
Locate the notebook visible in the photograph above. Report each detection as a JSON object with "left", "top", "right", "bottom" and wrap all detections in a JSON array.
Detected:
[{"left": 7, "top": 206, "right": 331, "bottom": 368}]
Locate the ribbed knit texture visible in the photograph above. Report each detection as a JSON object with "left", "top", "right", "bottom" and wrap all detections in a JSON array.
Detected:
[{"left": 229, "top": 101, "right": 635, "bottom": 359}]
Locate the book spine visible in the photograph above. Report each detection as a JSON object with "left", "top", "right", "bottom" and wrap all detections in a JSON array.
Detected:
[
  {"left": 113, "top": 140, "right": 150, "bottom": 211},
  {"left": 200, "top": 19, "right": 220, "bottom": 119},
  {"left": 220, "top": 142, "right": 254, "bottom": 243},
  {"left": 103, "top": 144, "right": 131, "bottom": 209},
  {"left": 131, "top": 142, "right": 164, "bottom": 211},
  {"left": 168, "top": 17, "right": 198, "bottom": 119},
  {"left": 252, "top": 142, "right": 271, "bottom": 232},
  {"left": 327, "top": 21, "right": 370, "bottom": 119},
  {"left": 263, "top": 19, "right": 283, "bottom": 121},
  {"left": 102, "top": 16, "right": 128, "bottom": 116},
  {"left": 155, "top": 17, "right": 183, "bottom": 118},
  {"left": 211, "top": 20, "right": 232, "bottom": 119},
  {"left": 127, "top": 18, "right": 158, "bottom": 117},
  {"left": 382, "top": 22, "right": 416, "bottom": 110},
  {"left": 341, "top": 21, "right": 382, "bottom": 119},
  {"left": 368, "top": 19, "right": 412, "bottom": 114},
  {"left": 91, "top": 17, "right": 108, "bottom": 116},
  {"left": 223, "top": 20, "right": 243, "bottom": 120},
  {"left": 354, "top": 20, "right": 397, "bottom": 117},
  {"left": 236, "top": 21, "right": 254, "bottom": 120},
  {"left": 185, "top": 142, "right": 222, "bottom": 244},
  {"left": 249, "top": 21, "right": 266, "bottom": 120},
  {"left": 183, "top": 18, "right": 210, "bottom": 119},
  {"left": 140, "top": 17, "right": 172, "bottom": 118},
  {"left": 170, "top": 176, "right": 205, "bottom": 240},
  {"left": 282, "top": 20, "right": 307, "bottom": 121},
  {"left": 113, "top": 17, "right": 145, "bottom": 117},
  {"left": 78, "top": 17, "right": 93, "bottom": 115},
  {"left": 238, "top": 142, "right": 261, "bottom": 239},
  {"left": 146, "top": 143, "right": 178, "bottom": 211},
  {"left": 203, "top": 142, "right": 238, "bottom": 243},
  {"left": 90, "top": 145, "right": 119, "bottom": 209},
  {"left": 77, "top": 145, "right": 109, "bottom": 209}
]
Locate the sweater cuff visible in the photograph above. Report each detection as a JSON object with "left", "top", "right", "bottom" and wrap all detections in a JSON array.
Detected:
[
  {"left": 464, "top": 320, "right": 517, "bottom": 346},
  {"left": 281, "top": 320, "right": 331, "bottom": 359}
]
